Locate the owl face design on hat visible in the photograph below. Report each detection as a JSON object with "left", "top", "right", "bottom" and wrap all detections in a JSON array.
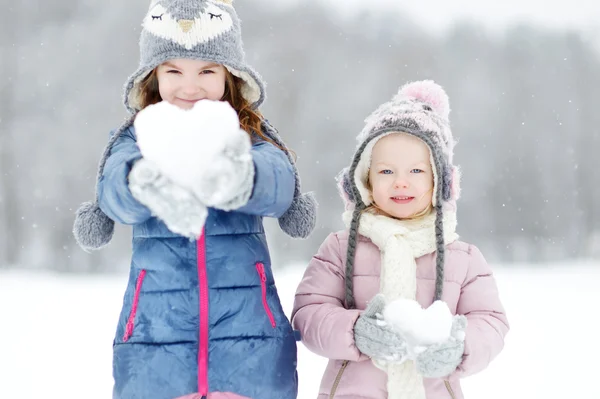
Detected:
[{"left": 143, "top": 0, "right": 235, "bottom": 50}]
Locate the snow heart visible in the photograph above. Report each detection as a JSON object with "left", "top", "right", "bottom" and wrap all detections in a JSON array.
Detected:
[
  {"left": 134, "top": 100, "right": 251, "bottom": 194},
  {"left": 382, "top": 299, "right": 453, "bottom": 356}
]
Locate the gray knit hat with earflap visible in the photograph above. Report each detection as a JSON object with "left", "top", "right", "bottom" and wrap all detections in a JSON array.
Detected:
[
  {"left": 73, "top": 0, "right": 317, "bottom": 251},
  {"left": 337, "top": 80, "right": 461, "bottom": 309}
]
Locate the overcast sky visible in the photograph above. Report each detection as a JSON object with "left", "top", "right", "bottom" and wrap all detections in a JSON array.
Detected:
[{"left": 281, "top": 0, "right": 600, "bottom": 36}]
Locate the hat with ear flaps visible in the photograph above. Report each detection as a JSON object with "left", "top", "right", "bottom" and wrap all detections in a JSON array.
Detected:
[
  {"left": 73, "top": 0, "right": 317, "bottom": 251},
  {"left": 336, "top": 80, "right": 461, "bottom": 309}
]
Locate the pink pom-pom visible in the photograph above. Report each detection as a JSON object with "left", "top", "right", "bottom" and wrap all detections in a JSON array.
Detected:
[{"left": 397, "top": 80, "right": 450, "bottom": 119}]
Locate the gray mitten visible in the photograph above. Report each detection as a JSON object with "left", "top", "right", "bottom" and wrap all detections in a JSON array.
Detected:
[
  {"left": 415, "top": 314, "right": 467, "bottom": 378},
  {"left": 193, "top": 129, "right": 254, "bottom": 211},
  {"left": 129, "top": 158, "right": 208, "bottom": 239},
  {"left": 353, "top": 294, "right": 408, "bottom": 363}
]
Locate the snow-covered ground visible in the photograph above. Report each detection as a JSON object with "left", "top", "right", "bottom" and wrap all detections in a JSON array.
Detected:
[{"left": 1, "top": 262, "right": 598, "bottom": 398}]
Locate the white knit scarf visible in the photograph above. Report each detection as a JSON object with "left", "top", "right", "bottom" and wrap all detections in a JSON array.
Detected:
[{"left": 343, "top": 209, "right": 459, "bottom": 399}]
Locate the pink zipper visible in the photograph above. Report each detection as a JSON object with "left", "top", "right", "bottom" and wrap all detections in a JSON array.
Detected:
[
  {"left": 256, "top": 262, "right": 276, "bottom": 328},
  {"left": 123, "top": 269, "right": 147, "bottom": 342},
  {"left": 197, "top": 231, "right": 209, "bottom": 396}
]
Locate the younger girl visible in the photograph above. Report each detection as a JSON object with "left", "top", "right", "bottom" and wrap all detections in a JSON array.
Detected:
[
  {"left": 292, "top": 80, "right": 509, "bottom": 399},
  {"left": 73, "top": 1, "right": 316, "bottom": 398}
]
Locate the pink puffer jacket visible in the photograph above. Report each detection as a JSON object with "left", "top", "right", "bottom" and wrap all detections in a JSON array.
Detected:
[{"left": 292, "top": 231, "right": 509, "bottom": 399}]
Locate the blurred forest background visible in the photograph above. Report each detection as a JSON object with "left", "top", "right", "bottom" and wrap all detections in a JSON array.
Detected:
[{"left": 1, "top": 0, "right": 599, "bottom": 272}]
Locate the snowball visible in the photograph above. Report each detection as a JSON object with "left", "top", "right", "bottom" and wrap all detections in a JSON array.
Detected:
[
  {"left": 133, "top": 100, "right": 250, "bottom": 192},
  {"left": 383, "top": 298, "right": 453, "bottom": 347}
]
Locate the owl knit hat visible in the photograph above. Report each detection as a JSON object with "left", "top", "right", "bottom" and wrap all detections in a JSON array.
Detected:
[
  {"left": 73, "top": 0, "right": 317, "bottom": 251},
  {"left": 337, "top": 80, "right": 461, "bottom": 308}
]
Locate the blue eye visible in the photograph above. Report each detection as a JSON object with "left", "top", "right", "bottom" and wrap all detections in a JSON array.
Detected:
[
  {"left": 411, "top": 169, "right": 424, "bottom": 173},
  {"left": 379, "top": 169, "right": 393, "bottom": 175}
]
